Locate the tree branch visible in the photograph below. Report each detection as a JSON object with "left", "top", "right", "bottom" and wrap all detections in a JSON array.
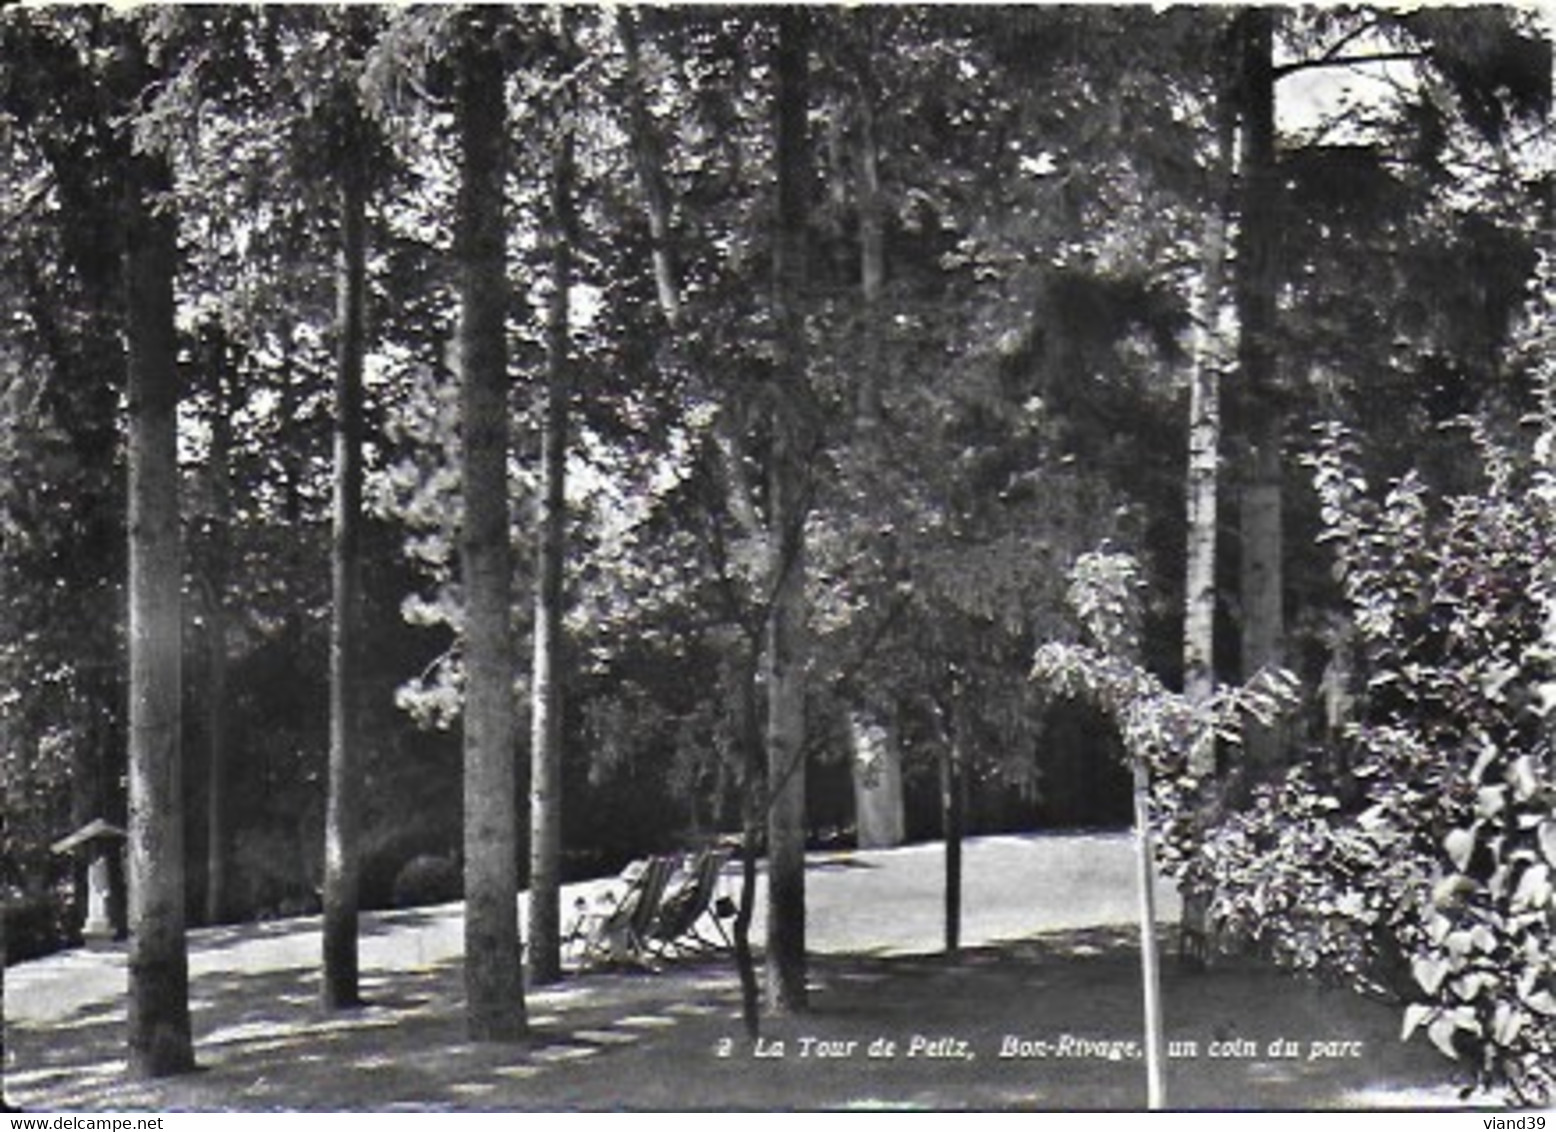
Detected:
[
  {"left": 1273, "top": 50, "right": 1427, "bottom": 81},
  {"left": 1311, "top": 18, "right": 1387, "bottom": 68}
]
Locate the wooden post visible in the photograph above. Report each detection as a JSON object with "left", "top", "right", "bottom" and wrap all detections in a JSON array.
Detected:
[{"left": 1133, "top": 757, "right": 1167, "bottom": 1109}]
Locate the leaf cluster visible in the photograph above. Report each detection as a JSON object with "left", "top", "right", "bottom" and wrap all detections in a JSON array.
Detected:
[{"left": 1199, "top": 382, "right": 1556, "bottom": 1101}]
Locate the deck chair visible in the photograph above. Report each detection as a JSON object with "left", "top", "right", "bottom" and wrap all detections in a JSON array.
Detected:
[
  {"left": 646, "top": 847, "right": 734, "bottom": 960},
  {"left": 569, "top": 855, "right": 675, "bottom": 969}
]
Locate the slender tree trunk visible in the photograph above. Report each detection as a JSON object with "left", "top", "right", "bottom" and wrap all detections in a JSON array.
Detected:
[
  {"left": 1, "top": 951, "right": 10, "bottom": 1112},
  {"left": 2, "top": 772, "right": 13, "bottom": 1110},
  {"left": 1180, "top": 94, "right": 1234, "bottom": 969},
  {"left": 323, "top": 155, "right": 367, "bottom": 1011},
  {"left": 617, "top": 7, "right": 773, "bottom": 1023},
  {"left": 204, "top": 332, "right": 234, "bottom": 929},
  {"left": 124, "top": 133, "right": 195, "bottom": 1080},
  {"left": 456, "top": 19, "right": 525, "bottom": 1043},
  {"left": 844, "top": 37, "right": 906, "bottom": 853},
  {"left": 1234, "top": 8, "right": 1285, "bottom": 775},
  {"left": 203, "top": 583, "right": 228, "bottom": 928},
  {"left": 853, "top": 31, "right": 885, "bottom": 436},
  {"left": 527, "top": 88, "right": 575, "bottom": 989},
  {"left": 734, "top": 645, "right": 764, "bottom": 1040},
  {"left": 275, "top": 333, "right": 303, "bottom": 804},
  {"left": 1183, "top": 204, "right": 1229, "bottom": 718},
  {"left": 940, "top": 703, "right": 965, "bottom": 958},
  {"left": 764, "top": 6, "right": 811, "bottom": 1017}
]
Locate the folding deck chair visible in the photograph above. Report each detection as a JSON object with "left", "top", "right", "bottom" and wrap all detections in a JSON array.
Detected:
[
  {"left": 568, "top": 855, "right": 676, "bottom": 969},
  {"left": 646, "top": 847, "right": 734, "bottom": 960}
]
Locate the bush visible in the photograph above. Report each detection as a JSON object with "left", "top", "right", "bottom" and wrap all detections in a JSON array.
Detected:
[
  {"left": 4, "top": 890, "right": 77, "bottom": 965},
  {"left": 1196, "top": 414, "right": 1556, "bottom": 1103},
  {"left": 391, "top": 854, "right": 461, "bottom": 908}
]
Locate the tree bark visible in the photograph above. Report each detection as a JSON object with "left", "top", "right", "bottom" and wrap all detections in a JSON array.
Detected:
[
  {"left": 1183, "top": 175, "right": 1230, "bottom": 722},
  {"left": 853, "top": 26, "right": 885, "bottom": 436},
  {"left": 527, "top": 82, "right": 575, "bottom": 988},
  {"left": 1180, "top": 85, "right": 1234, "bottom": 970},
  {"left": 124, "top": 132, "right": 195, "bottom": 1080},
  {"left": 843, "top": 36, "right": 907, "bottom": 854},
  {"left": 1, "top": 930, "right": 8, "bottom": 1112},
  {"left": 322, "top": 152, "right": 368, "bottom": 1011},
  {"left": 203, "top": 329, "right": 234, "bottom": 929},
  {"left": 1234, "top": 7, "right": 1286, "bottom": 775},
  {"left": 734, "top": 644, "right": 764, "bottom": 1040},
  {"left": 940, "top": 701, "right": 965, "bottom": 958},
  {"left": 764, "top": 6, "right": 811, "bottom": 1017},
  {"left": 457, "top": 18, "right": 525, "bottom": 1042},
  {"left": 2, "top": 765, "right": 13, "bottom": 1109}
]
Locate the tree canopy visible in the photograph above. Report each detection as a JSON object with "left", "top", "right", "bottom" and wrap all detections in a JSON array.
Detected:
[{"left": 1, "top": 2, "right": 1549, "bottom": 1091}]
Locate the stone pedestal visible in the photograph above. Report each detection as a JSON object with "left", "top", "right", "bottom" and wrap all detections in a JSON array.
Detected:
[
  {"left": 51, "top": 818, "right": 128, "bottom": 942},
  {"left": 83, "top": 854, "right": 115, "bottom": 940}
]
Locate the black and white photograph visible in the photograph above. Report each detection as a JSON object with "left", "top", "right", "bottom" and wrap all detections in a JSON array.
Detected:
[{"left": 1, "top": 2, "right": 1553, "bottom": 1113}]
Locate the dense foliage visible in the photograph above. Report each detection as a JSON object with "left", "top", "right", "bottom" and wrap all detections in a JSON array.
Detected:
[
  {"left": 1191, "top": 278, "right": 1556, "bottom": 1099},
  {"left": 0, "top": 2, "right": 1549, "bottom": 1091}
]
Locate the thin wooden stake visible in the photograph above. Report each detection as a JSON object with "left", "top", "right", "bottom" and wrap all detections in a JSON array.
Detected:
[{"left": 1133, "top": 757, "right": 1167, "bottom": 1110}]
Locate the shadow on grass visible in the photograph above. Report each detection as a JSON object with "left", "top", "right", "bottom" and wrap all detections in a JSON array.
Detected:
[
  {"left": 805, "top": 857, "right": 878, "bottom": 873},
  {"left": 7, "top": 927, "right": 1469, "bottom": 1112},
  {"left": 180, "top": 906, "right": 456, "bottom": 962}
]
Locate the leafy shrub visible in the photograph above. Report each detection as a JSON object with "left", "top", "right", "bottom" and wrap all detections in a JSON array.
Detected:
[
  {"left": 1320, "top": 418, "right": 1554, "bottom": 1102},
  {"left": 1195, "top": 414, "right": 1556, "bottom": 1103},
  {"left": 391, "top": 854, "right": 461, "bottom": 908},
  {"left": 1030, "top": 547, "right": 1300, "bottom": 909},
  {"left": 3, "top": 889, "right": 77, "bottom": 965}
]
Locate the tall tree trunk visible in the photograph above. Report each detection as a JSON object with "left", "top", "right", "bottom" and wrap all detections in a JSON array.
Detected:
[
  {"left": 0, "top": 957, "right": 13, "bottom": 1110},
  {"left": 527, "top": 80, "right": 575, "bottom": 989},
  {"left": 274, "top": 332, "right": 303, "bottom": 804},
  {"left": 733, "top": 644, "right": 764, "bottom": 1040},
  {"left": 322, "top": 154, "right": 368, "bottom": 1011},
  {"left": 853, "top": 26, "right": 885, "bottom": 436},
  {"left": 1234, "top": 7, "right": 1285, "bottom": 775},
  {"left": 1, "top": 923, "right": 9, "bottom": 1112},
  {"left": 764, "top": 6, "right": 811, "bottom": 1017},
  {"left": 456, "top": 18, "right": 525, "bottom": 1043},
  {"left": 203, "top": 329, "right": 234, "bottom": 929},
  {"left": 1179, "top": 90, "right": 1234, "bottom": 969},
  {"left": 1183, "top": 200, "right": 1229, "bottom": 718},
  {"left": 844, "top": 32, "right": 906, "bottom": 853},
  {"left": 124, "top": 131, "right": 195, "bottom": 1080},
  {"left": 2, "top": 752, "right": 13, "bottom": 1110},
  {"left": 617, "top": 6, "right": 772, "bottom": 1022},
  {"left": 939, "top": 699, "right": 965, "bottom": 958}
]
